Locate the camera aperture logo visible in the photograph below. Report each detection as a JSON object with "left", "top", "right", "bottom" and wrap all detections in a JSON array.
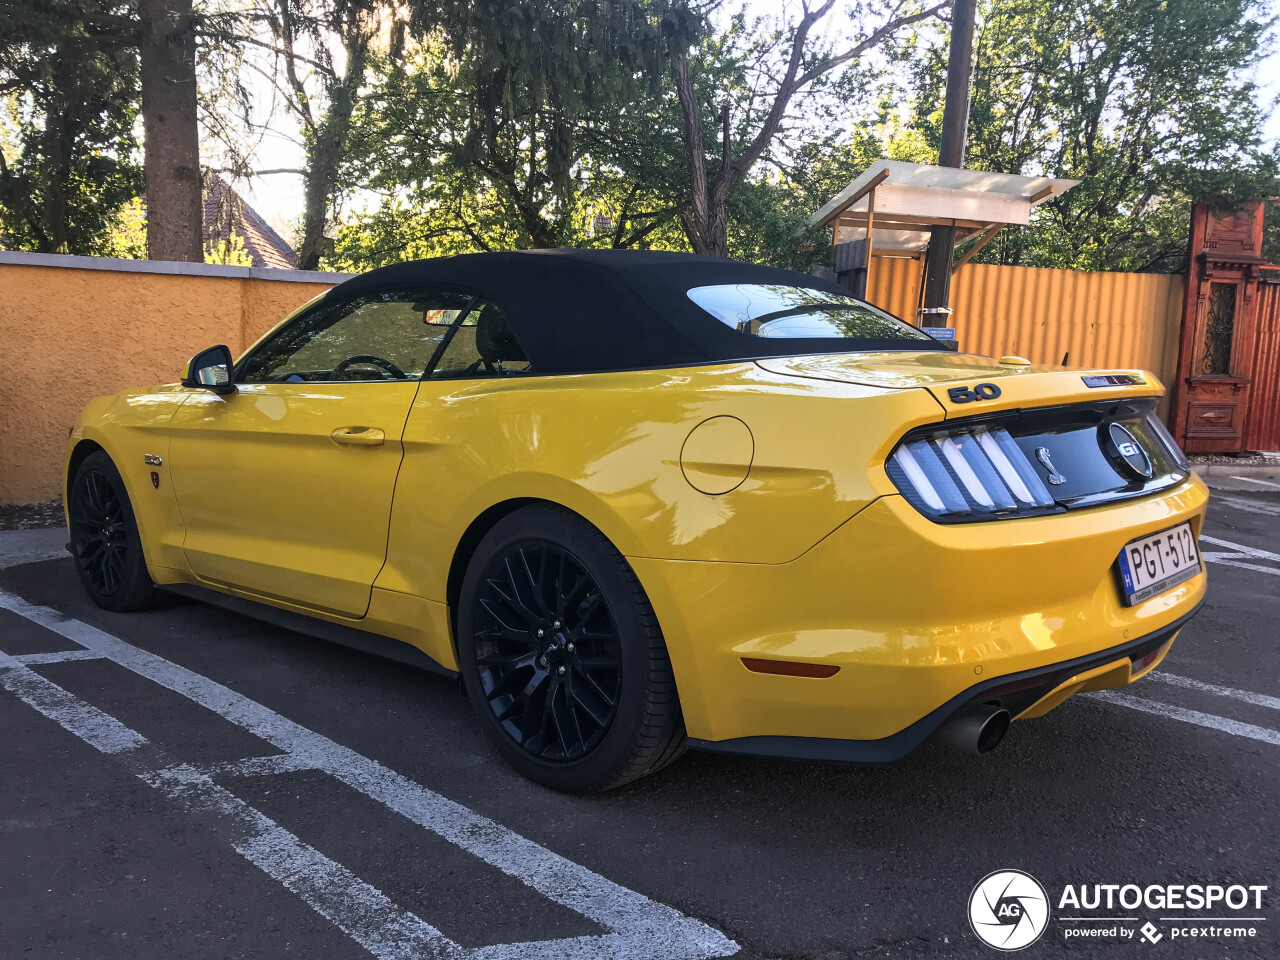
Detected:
[{"left": 969, "top": 870, "right": 1050, "bottom": 951}]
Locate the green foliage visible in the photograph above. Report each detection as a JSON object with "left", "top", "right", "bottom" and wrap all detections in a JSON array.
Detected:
[
  {"left": 908, "top": 0, "right": 1278, "bottom": 272},
  {"left": 7, "top": 0, "right": 1275, "bottom": 276},
  {"left": 407, "top": 0, "right": 685, "bottom": 201},
  {"left": 205, "top": 229, "right": 255, "bottom": 266},
  {"left": 104, "top": 196, "right": 147, "bottom": 258},
  {"left": 333, "top": 26, "right": 691, "bottom": 263},
  {"left": 0, "top": 0, "right": 140, "bottom": 254},
  {"left": 1264, "top": 200, "right": 1280, "bottom": 267}
]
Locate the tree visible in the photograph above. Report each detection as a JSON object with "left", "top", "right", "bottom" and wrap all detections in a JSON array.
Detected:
[
  {"left": 0, "top": 0, "right": 139, "bottom": 254},
  {"left": 139, "top": 0, "right": 202, "bottom": 260},
  {"left": 1265, "top": 198, "right": 1280, "bottom": 266},
  {"left": 1, "top": 0, "right": 208, "bottom": 260},
  {"left": 416, "top": 0, "right": 676, "bottom": 207},
  {"left": 333, "top": 44, "right": 688, "bottom": 262},
  {"left": 213, "top": 0, "right": 388, "bottom": 269},
  {"left": 669, "top": 0, "right": 948, "bottom": 257},
  {"left": 908, "top": 0, "right": 1278, "bottom": 272},
  {"left": 332, "top": 1, "right": 690, "bottom": 261}
]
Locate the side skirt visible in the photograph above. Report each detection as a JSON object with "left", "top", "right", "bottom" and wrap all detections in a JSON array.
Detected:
[{"left": 161, "top": 583, "right": 457, "bottom": 679}]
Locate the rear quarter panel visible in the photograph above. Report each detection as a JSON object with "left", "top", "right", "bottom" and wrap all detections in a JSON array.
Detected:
[{"left": 377, "top": 362, "right": 946, "bottom": 602}]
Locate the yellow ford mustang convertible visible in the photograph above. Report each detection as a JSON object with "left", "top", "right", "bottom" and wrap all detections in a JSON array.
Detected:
[{"left": 66, "top": 250, "right": 1206, "bottom": 791}]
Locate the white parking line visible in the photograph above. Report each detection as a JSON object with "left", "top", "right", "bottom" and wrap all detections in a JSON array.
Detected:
[
  {"left": 1200, "top": 534, "right": 1280, "bottom": 561},
  {"left": 0, "top": 648, "right": 148, "bottom": 754},
  {"left": 143, "top": 763, "right": 460, "bottom": 960},
  {"left": 1149, "top": 673, "right": 1280, "bottom": 713},
  {"left": 1199, "top": 534, "right": 1280, "bottom": 576},
  {"left": 196, "top": 752, "right": 325, "bottom": 779},
  {"left": 1210, "top": 494, "right": 1280, "bottom": 517},
  {"left": 11, "top": 648, "right": 105, "bottom": 665},
  {"left": 0, "top": 589, "right": 738, "bottom": 960},
  {"left": 0, "top": 650, "right": 464, "bottom": 959},
  {"left": 1088, "top": 690, "right": 1280, "bottom": 746},
  {"left": 1229, "top": 475, "right": 1280, "bottom": 489}
]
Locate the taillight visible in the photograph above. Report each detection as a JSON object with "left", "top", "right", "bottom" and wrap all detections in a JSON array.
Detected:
[
  {"left": 888, "top": 426, "right": 1057, "bottom": 519},
  {"left": 885, "top": 408, "right": 1190, "bottom": 523}
]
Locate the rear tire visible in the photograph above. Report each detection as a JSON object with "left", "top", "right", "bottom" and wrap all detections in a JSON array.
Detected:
[
  {"left": 68, "top": 451, "right": 163, "bottom": 612},
  {"left": 457, "top": 504, "right": 685, "bottom": 792}
]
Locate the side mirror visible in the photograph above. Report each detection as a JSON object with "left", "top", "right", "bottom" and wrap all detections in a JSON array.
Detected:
[{"left": 181, "top": 345, "right": 236, "bottom": 395}]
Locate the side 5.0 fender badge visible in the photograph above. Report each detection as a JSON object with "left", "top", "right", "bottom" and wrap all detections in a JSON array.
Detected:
[{"left": 947, "top": 382, "right": 1002, "bottom": 403}]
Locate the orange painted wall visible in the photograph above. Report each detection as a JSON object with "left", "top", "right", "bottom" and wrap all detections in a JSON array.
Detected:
[
  {"left": 0, "top": 258, "right": 339, "bottom": 504},
  {"left": 1, "top": 254, "right": 1185, "bottom": 505}
]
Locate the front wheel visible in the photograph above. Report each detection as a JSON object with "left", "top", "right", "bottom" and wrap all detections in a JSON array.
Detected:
[
  {"left": 457, "top": 505, "right": 685, "bottom": 793},
  {"left": 68, "top": 451, "right": 162, "bottom": 612}
]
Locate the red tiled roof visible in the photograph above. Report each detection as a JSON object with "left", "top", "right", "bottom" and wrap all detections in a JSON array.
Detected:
[{"left": 203, "top": 173, "right": 298, "bottom": 270}]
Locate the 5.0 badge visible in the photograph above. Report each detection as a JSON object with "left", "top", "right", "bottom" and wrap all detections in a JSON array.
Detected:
[{"left": 948, "top": 382, "right": 1002, "bottom": 403}]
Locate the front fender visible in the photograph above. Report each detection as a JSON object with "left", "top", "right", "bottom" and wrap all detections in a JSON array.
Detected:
[{"left": 66, "top": 387, "right": 193, "bottom": 575}]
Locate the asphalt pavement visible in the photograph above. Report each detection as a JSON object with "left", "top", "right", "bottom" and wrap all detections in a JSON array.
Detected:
[{"left": 1, "top": 481, "right": 1277, "bottom": 959}]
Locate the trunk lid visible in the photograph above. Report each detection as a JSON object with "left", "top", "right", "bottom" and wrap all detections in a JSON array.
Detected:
[{"left": 755, "top": 352, "right": 1161, "bottom": 414}]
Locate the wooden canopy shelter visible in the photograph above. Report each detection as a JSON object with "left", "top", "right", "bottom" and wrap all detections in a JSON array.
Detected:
[{"left": 807, "top": 161, "right": 1079, "bottom": 321}]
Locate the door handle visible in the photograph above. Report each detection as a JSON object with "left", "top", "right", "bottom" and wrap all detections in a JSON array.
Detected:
[{"left": 330, "top": 426, "right": 385, "bottom": 446}]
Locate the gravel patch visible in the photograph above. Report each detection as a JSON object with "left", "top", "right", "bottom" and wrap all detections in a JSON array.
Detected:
[
  {"left": 1189, "top": 453, "right": 1278, "bottom": 466},
  {"left": 0, "top": 501, "right": 65, "bottom": 531}
]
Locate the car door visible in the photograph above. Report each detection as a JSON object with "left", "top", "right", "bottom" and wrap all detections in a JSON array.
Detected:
[{"left": 167, "top": 287, "right": 473, "bottom": 617}]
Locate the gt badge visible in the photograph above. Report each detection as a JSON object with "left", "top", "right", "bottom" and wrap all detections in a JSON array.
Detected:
[
  {"left": 1105, "top": 422, "right": 1154, "bottom": 480},
  {"left": 1036, "top": 447, "right": 1067, "bottom": 485},
  {"left": 947, "top": 382, "right": 1002, "bottom": 403},
  {"left": 143, "top": 454, "right": 163, "bottom": 466}
]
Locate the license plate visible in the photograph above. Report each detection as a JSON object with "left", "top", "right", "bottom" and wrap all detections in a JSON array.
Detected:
[{"left": 1116, "top": 522, "right": 1201, "bottom": 605}]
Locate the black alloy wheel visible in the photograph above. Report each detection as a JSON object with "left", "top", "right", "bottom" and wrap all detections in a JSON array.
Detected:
[
  {"left": 458, "top": 505, "right": 685, "bottom": 792},
  {"left": 71, "top": 468, "right": 127, "bottom": 595},
  {"left": 68, "top": 451, "right": 162, "bottom": 612},
  {"left": 472, "top": 540, "right": 623, "bottom": 762}
]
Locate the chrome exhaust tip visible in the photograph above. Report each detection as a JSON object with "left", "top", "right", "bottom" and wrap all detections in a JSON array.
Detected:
[{"left": 934, "top": 703, "right": 1011, "bottom": 755}]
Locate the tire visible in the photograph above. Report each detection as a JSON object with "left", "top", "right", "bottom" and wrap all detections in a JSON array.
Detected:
[
  {"left": 457, "top": 504, "right": 686, "bottom": 792},
  {"left": 68, "top": 451, "right": 163, "bottom": 612}
]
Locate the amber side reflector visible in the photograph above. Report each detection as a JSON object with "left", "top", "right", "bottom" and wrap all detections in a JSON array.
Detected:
[{"left": 741, "top": 657, "right": 839, "bottom": 678}]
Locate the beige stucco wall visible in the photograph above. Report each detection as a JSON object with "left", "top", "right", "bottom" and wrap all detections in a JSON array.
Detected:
[
  {"left": 0, "top": 251, "right": 1187, "bottom": 505},
  {"left": 0, "top": 254, "right": 345, "bottom": 504}
]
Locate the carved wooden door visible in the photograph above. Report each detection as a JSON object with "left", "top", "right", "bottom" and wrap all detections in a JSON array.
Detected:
[{"left": 1172, "top": 204, "right": 1268, "bottom": 453}]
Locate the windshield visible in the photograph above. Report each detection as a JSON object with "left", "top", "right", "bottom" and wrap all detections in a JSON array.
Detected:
[{"left": 686, "top": 283, "right": 931, "bottom": 342}]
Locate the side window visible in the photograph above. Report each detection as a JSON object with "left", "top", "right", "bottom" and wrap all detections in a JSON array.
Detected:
[
  {"left": 238, "top": 289, "right": 473, "bottom": 383},
  {"left": 431, "top": 300, "right": 533, "bottom": 378}
]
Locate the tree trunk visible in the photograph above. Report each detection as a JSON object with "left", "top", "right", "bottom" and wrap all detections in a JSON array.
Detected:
[
  {"left": 680, "top": 205, "right": 729, "bottom": 258},
  {"left": 139, "top": 0, "right": 203, "bottom": 262},
  {"left": 41, "top": 109, "right": 69, "bottom": 253},
  {"left": 296, "top": 23, "right": 369, "bottom": 271}
]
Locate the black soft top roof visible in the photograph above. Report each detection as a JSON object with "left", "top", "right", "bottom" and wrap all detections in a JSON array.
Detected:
[{"left": 325, "top": 249, "right": 944, "bottom": 374}]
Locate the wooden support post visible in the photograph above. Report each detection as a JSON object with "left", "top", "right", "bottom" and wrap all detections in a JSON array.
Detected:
[
  {"left": 864, "top": 186, "right": 877, "bottom": 296},
  {"left": 952, "top": 224, "right": 1003, "bottom": 274}
]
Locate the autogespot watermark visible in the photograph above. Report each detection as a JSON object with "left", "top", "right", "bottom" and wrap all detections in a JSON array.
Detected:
[
  {"left": 968, "top": 870, "right": 1051, "bottom": 951},
  {"left": 968, "top": 871, "right": 1269, "bottom": 950}
]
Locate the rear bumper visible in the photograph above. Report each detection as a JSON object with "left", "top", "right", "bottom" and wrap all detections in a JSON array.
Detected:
[
  {"left": 686, "top": 606, "right": 1196, "bottom": 763},
  {"left": 630, "top": 474, "right": 1208, "bottom": 748}
]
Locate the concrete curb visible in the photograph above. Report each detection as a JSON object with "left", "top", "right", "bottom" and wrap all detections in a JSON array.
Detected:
[
  {"left": 1193, "top": 463, "right": 1280, "bottom": 479},
  {"left": 0, "top": 528, "right": 69, "bottom": 569}
]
